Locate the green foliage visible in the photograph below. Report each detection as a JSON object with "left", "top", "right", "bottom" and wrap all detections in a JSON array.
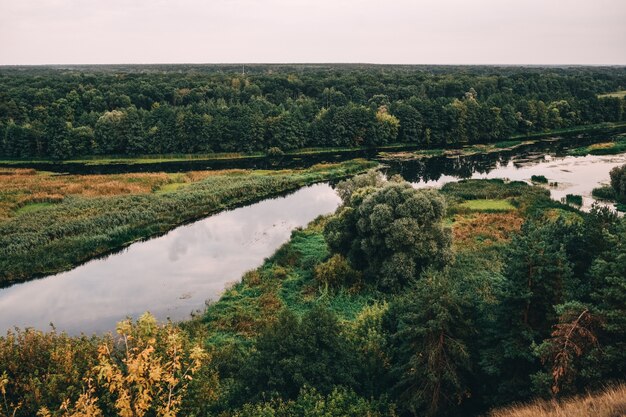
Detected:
[
  {"left": 385, "top": 269, "right": 474, "bottom": 416},
  {"left": 591, "top": 185, "right": 615, "bottom": 200},
  {"left": 325, "top": 182, "right": 453, "bottom": 291},
  {"left": 334, "top": 169, "right": 384, "bottom": 205},
  {"left": 2, "top": 65, "right": 626, "bottom": 160},
  {"left": 564, "top": 194, "right": 583, "bottom": 206},
  {"left": 531, "top": 175, "right": 548, "bottom": 184},
  {"left": 239, "top": 305, "right": 358, "bottom": 402},
  {"left": 232, "top": 386, "right": 394, "bottom": 417},
  {"left": 314, "top": 254, "right": 361, "bottom": 288},
  {"left": 610, "top": 164, "right": 626, "bottom": 202},
  {"left": 588, "top": 218, "right": 626, "bottom": 381}
]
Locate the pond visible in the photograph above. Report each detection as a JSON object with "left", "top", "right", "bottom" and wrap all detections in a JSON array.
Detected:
[{"left": 0, "top": 148, "right": 624, "bottom": 335}]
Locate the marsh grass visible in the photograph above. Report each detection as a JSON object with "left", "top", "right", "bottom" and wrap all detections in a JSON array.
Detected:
[
  {"left": 458, "top": 199, "right": 516, "bottom": 212},
  {"left": 489, "top": 385, "right": 626, "bottom": 417},
  {"left": 0, "top": 159, "right": 375, "bottom": 284}
]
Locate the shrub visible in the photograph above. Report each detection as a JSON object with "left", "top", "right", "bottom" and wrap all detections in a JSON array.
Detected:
[
  {"left": 592, "top": 185, "right": 616, "bottom": 200},
  {"left": 564, "top": 194, "right": 583, "bottom": 206},
  {"left": 531, "top": 175, "right": 548, "bottom": 184},
  {"left": 267, "top": 146, "right": 284, "bottom": 157},
  {"left": 314, "top": 254, "right": 361, "bottom": 288},
  {"left": 609, "top": 164, "right": 626, "bottom": 202}
]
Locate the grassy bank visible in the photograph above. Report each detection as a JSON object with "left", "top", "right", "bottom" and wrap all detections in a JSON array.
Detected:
[
  {"left": 0, "top": 159, "right": 375, "bottom": 285},
  {"left": 1, "top": 122, "right": 625, "bottom": 169},
  {"left": 380, "top": 122, "right": 626, "bottom": 160},
  {"left": 568, "top": 132, "right": 626, "bottom": 156}
]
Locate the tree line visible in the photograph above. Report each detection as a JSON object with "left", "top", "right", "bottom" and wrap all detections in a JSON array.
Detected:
[{"left": 1, "top": 65, "right": 625, "bottom": 159}]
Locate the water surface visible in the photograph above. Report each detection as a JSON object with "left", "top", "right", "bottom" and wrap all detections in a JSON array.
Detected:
[{"left": 0, "top": 184, "right": 340, "bottom": 334}]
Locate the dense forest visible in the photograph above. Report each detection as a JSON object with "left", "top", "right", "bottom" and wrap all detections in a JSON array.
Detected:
[{"left": 1, "top": 65, "right": 626, "bottom": 159}]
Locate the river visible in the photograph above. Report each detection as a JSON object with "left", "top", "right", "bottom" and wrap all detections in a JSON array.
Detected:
[{"left": 0, "top": 150, "right": 624, "bottom": 335}]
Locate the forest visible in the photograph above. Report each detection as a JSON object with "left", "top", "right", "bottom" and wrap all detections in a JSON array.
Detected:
[
  {"left": 1, "top": 65, "right": 626, "bottom": 160},
  {"left": 1, "top": 168, "right": 626, "bottom": 417}
]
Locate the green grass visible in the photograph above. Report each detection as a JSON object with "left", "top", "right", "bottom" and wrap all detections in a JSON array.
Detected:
[
  {"left": 458, "top": 199, "right": 516, "bottom": 212},
  {"left": 201, "top": 222, "right": 378, "bottom": 344},
  {"left": 156, "top": 182, "right": 189, "bottom": 193},
  {"left": 568, "top": 137, "right": 626, "bottom": 156},
  {"left": 494, "top": 140, "right": 523, "bottom": 149},
  {"left": 14, "top": 202, "right": 56, "bottom": 215},
  {"left": 0, "top": 159, "right": 376, "bottom": 285}
]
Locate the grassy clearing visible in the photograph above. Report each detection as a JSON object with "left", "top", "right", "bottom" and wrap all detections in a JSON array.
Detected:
[
  {"left": 458, "top": 199, "right": 516, "bottom": 212},
  {"left": 0, "top": 159, "right": 375, "bottom": 284},
  {"left": 14, "top": 202, "right": 57, "bottom": 215},
  {"left": 598, "top": 90, "right": 626, "bottom": 99},
  {"left": 488, "top": 384, "right": 626, "bottom": 417}
]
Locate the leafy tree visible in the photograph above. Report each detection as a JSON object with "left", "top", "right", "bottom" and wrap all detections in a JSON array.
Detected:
[
  {"left": 609, "top": 164, "right": 626, "bottom": 202},
  {"left": 240, "top": 305, "right": 357, "bottom": 401},
  {"left": 325, "top": 182, "right": 452, "bottom": 291}
]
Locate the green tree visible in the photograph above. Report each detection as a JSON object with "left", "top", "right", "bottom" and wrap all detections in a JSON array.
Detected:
[
  {"left": 324, "top": 182, "right": 453, "bottom": 291},
  {"left": 241, "top": 305, "right": 357, "bottom": 401},
  {"left": 386, "top": 269, "right": 473, "bottom": 417},
  {"left": 486, "top": 219, "right": 573, "bottom": 403}
]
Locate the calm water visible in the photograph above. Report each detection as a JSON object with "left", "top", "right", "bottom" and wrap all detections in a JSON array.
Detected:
[
  {"left": 0, "top": 184, "right": 341, "bottom": 335},
  {"left": 1, "top": 150, "right": 625, "bottom": 335},
  {"left": 390, "top": 153, "right": 626, "bottom": 211}
]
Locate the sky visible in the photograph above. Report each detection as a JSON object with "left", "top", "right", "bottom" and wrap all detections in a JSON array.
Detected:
[{"left": 1, "top": 0, "right": 625, "bottom": 65}]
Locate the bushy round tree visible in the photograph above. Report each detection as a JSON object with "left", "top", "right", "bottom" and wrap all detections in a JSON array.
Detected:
[{"left": 324, "top": 182, "right": 452, "bottom": 291}]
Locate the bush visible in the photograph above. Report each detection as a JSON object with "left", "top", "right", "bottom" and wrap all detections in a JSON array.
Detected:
[
  {"left": 609, "top": 164, "right": 626, "bottom": 202},
  {"left": 267, "top": 146, "right": 284, "bottom": 157},
  {"left": 314, "top": 254, "right": 361, "bottom": 288},
  {"left": 564, "top": 194, "right": 583, "bottom": 206},
  {"left": 592, "top": 185, "right": 616, "bottom": 201},
  {"left": 240, "top": 306, "right": 357, "bottom": 401},
  {"left": 531, "top": 175, "right": 549, "bottom": 184}
]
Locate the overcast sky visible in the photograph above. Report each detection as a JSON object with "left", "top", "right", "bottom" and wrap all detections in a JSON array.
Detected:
[{"left": 1, "top": 0, "right": 625, "bottom": 65}]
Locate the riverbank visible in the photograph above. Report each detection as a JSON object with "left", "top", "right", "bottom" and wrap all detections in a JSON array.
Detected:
[
  {"left": 1, "top": 122, "right": 625, "bottom": 173},
  {"left": 0, "top": 159, "right": 375, "bottom": 285}
]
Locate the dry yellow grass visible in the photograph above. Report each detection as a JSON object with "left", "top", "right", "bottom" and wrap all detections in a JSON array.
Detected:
[
  {"left": 452, "top": 212, "right": 524, "bottom": 248},
  {"left": 0, "top": 168, "right": 216, "bottom": 220},
  {"left": 588, "top": 142, "right": 615, "bottom": 151},
  {"left": 489, "top": 385, "right": 626, "bottom": 417}
]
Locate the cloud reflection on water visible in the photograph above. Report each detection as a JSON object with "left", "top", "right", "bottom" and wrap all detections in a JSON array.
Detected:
[{"left": 0, "top": 183, "right": 340, "bottom": 335}]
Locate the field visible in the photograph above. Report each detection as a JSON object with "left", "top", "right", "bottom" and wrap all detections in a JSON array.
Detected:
[{"left": 0, "top": 159, "right": 375, "bottom": 284}]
